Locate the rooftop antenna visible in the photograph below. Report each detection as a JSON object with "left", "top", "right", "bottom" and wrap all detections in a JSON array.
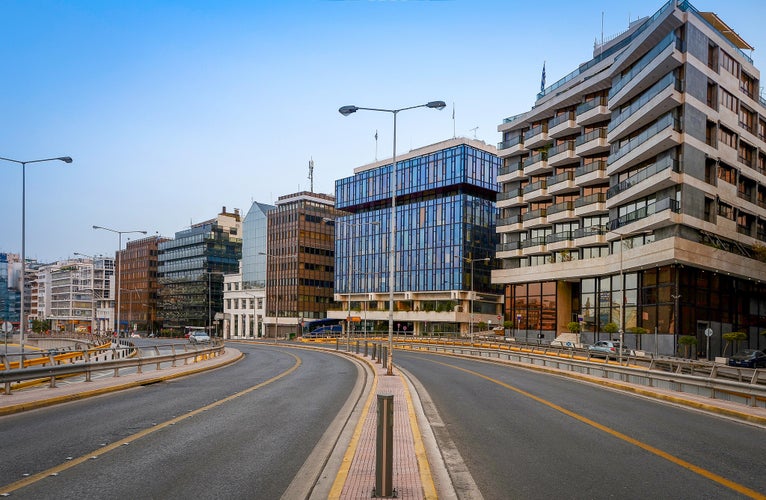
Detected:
[
  {"left": 308, "top": 158, "right": 314, "bottom": 193},
  {"left": 452, "top": 102, "right": 456, "bottom": 139},
  {"left": 374, "top": 130, "right": 379, "bottom": 161},
  {"left": 469, "top": 126, "right": 479, "bottom": 139},
  {"left": 600, "top": 11, "right": 604, "bottom": 56}
]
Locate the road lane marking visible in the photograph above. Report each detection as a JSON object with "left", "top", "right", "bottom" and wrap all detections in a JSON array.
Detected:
[
  {"left": 399, "top": 370, "right": 437, "bottom": 499},
  {"left": 429, "top": 358, "right": 766, "bottom": 500},
  {"left": 0, "top": 351, "right": 301, "bottom": 496}
]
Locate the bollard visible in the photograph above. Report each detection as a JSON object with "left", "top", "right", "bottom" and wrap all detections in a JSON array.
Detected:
[
  {"left": 372, "top": 343, "right": 378, "bottom": 362},
  {"left": 364, "top": 341, "right": 369, "bottom": 357},
  {"left": 381, "top": 346, "right": 387, "bottom": 368},
  {"left": 374, "top": 394, "right": 395, "bottom": 498},
  {"left": 355, "top": 340, "right": 360, "bottom": 354},
  {"left": 336, "top": 338, "right": 339, "bottom": 351}
]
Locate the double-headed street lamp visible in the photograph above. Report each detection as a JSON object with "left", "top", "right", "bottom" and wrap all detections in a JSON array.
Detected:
[
  {"left": 92, "top": 225, "right": 147, "bottom": 338},
  {"left": 1, "top": 155, "right": 72, "bottom": 364},
  {"left": 339, "top": 100, "right": 446, "bottom": 375}
]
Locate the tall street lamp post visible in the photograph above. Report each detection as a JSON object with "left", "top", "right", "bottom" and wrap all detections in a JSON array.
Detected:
[
  {"left": 1, "top": 155, "right": 72, "bottom": 365},
  {"left": 339, "top": 100, "right": 446, "bottom": 375},
  {"left": 260, "top": 252, "right": 296, "bottom": 344},
  {"left": 93, "top": 226, "right": 147, "bottom": 339}
]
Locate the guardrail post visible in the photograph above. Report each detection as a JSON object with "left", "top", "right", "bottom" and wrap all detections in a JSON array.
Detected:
[{"left": 373, "top": 394, "right": 395, "bottom": 498}]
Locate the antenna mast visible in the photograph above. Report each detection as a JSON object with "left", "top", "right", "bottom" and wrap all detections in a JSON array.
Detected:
[{"left": 308, "top": 158, "right": 314, "bottom": 193}]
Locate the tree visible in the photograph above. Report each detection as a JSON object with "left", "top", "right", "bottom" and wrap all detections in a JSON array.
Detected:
[
  {"left": 679, "top": 335, "right": 698, "bottom": 358},
  {"left": 566, "top": 321, "right": 581, "bottom": 333},
  {"left": 602, "top": 322, "right": 619, "bottom": 335},
  {"left": 629, "top": 326, "right": 648, "bottom": 350},
  {"left": 722, "top": 331, "right": 747, "bottom": 356}
]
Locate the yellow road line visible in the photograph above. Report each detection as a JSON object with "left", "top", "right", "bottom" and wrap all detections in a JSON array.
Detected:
[
  {"left": 399, "top": 370, "right": 437, "bottom": 499},
  {"left": 0, "top": 352, "right": 301, "bottom": 496},
  {"left": 431, "top": 358, "right": 766, "bottom": 500},
  {"left": 327, "top": 362, "right": 379, "bottom": 499}
]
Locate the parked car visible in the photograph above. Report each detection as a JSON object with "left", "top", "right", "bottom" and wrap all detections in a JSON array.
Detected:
[
  {"left": 727, "top": 349, "right": 766, "bottom": 368},
  {"left": 588, "top": 340, "right": 630, "bottom": 359},
  {"left": 188, "top": 331, "right": 211, "bottom": 344}
]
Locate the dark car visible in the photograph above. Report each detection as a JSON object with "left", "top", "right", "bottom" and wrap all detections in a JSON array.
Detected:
[{"left": 727, "top": 349, "right": 766, "bottom": 368}]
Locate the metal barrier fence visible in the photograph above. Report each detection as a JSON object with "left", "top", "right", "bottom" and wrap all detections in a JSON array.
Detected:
[{"left": 1, "top": 340, "right": 225, "bottom": 395}]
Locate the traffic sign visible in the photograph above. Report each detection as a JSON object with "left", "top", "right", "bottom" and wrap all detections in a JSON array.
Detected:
[
  {"left": 704, "top": 328, "right": 713, "bottom": 337},
  {"left": 497, "top": 315, "right": 502, "bottom": 321},
  {"left": 1, "top": 321, "right": 12, "bottom": 333}
]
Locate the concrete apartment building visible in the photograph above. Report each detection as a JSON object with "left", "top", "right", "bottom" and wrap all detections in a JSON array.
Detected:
[
  {"left": 494, "top": 0, "right": 766, "bottom": 356},
  {"left": 332, "top": 137, "right": 502, "bottom": 336}
]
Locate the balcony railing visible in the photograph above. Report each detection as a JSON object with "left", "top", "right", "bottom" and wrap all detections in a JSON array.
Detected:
[
  {"left": 576, "top": 128, "right": 607, "bottom": 146},
  {"left": 521, "top": 236, "right": 547, "bottom": 248},
  {"left": 499, "top": 160, "right": 523, "bottom": 176},
  {"left": 547, "top": 201, "right": 575, "bottom": 215},
  {"left": 496, "top": 241, "right": 521, "bottom": 252},
  {"left": 574, "top": 226, "right": 604, "bottom": 238},
  {"left": 549, "top": 140, "right": 576, "bottom": 156},
  {"left": 608, "top": 112, "right": 679, "bottom": 165},
  {"left": 523, "top": 179, "right": 547, "bottom": 194},
  {"left": 523, "top": 151, "right": 548, "bottom": 169},
  {"left": 678, "top": 0, "right": 752, "bottom": 64},
  {"left": 497, "top": 214, "right": 523, "bottom": 226},
  {"left": 609, "top": 198, "right": 680, "bottom": 230},
  {"left": 576, "top": 160, "right": 607, "bottom": 177},
  {"left": 549, "top": 171, "right": 575, "bottom": 186},
  {"left": 549, "top": 111, "right": 575, "bottom": 128},
  {"left": 575, "top": 192, "right": 606, "bottom": 208},
  {"left": 522, "top": 208, "right": 547, "bottom": 221},
  {"left": 524, "top": 123, "right": 547, "bottom": 141},
  {"left": 546, "top": 231, "right": 574, "bottom": 243},
  {"left": 498, "top": 135, "right": 523, "bottom": 150},
  {"left": 606, "top": 157, "right": 679, "bottom": 198},
  {"left": 576, "top": 96, "right": 607, "bottom": 115},
  {"left": 608, "top": 72, "right": 681, "bottom": 132},
  {"left": 608, "top": 32, "right": 679, "bottom": 100},
  {"left": 497, "top": 188, "right": 523, "bottom": 201}
]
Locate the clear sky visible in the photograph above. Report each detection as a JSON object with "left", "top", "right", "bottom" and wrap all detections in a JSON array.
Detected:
[{"left": 2, "top": 0, "right": 764, "bottom": 262}]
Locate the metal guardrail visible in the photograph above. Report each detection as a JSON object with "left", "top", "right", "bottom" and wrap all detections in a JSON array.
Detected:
[
  {"left": 394, "top": 339, "right": 766, "bottom": 409},
  {"left": 1, "top": 340, "right": 225, "bottom": 395}
]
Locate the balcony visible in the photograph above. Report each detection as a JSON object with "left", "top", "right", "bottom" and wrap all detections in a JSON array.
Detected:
[
  {"left": 574, "top": 193, "right": 607, "bottom": 217},
  {"left": 575, "top": 128, "right": 609, "bottom": 156},
  {"left": 573, "top": 226, "right": 607, "bottom": 247},
  {"left": 546, "top": 231, "right": 575, "bottom": 252},
  {"left": 522, "top": 179, "right": 550, "bottom": 203},
  {"left": 608, "top": 72, "right": 683, "bottom": 142},
  {"left": 575, "top": 161, "right": 608, "bottom": 186},
  {"left": 496, "top": 241, "right": 523, "bottom": 258},
  {"left": 497, "top": 135, "right": 526, "bottom": 156},
  {"left": 606, "top": 157, "right": 679, "bottom": 206},
  {"left": 522, "top": 208, "right": 548, "bottom": 229},
  {"left": 496, "top": 188, "right": 525, "bottom": 208},
  {"left": 548, "top": 111, "right": 578, "bottom": 138},
  {"left": 546, "top": 201, "right": 577, "bottom": 223},
  {"left": 523, "top": 151, "right": 551, "bottom": 177},
  {"left": 524, "top": 123, "right": 550, "bottom": 150},
  {"left": 609, "top": 198, "right": 680, "bottom": 232},
  {"left": 576, "top": 96, "right": 609, "bottom": 126},
  {"left": 498, "top": 160, "right": 525, "bottom": 183},
  {"left": 547, "top": 171, "right": 577, "bottom": 195},
  {"left": 521, "top": 236, "right": 547, "bottom": 255},
  {"left": 608, "top": 32, "right": 684, "bottom": 108},
  {"left": 607, "top": 112, "right": 681, "bottom": 175},
  {"left": 548, "top": 141, "right": 578, "bottom": 167},
  {"left": 496, "top": 214, "right": 524, "bottom": 232}
]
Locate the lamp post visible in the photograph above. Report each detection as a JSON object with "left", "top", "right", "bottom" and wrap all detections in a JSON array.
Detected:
[
  {"left": 1, "top": 155, "right": 72, "bottom": 364},
  {"left": 93, "top": 226, "right": 147, "bottom": 339},
  {"left": 259, "top": 252, "right": 296, "bottom": 343},
  {"left": 612, "top": 228, "right": 651, "bottom": 365},
  {"left": 339, "top": 100, "right": 446, "bottom": 375}
]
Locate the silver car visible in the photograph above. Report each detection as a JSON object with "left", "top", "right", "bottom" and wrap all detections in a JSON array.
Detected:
[
  {"left": 588, "top": 340, "right": 629, "bottom": 359},
  {"left": 189, "top": 331, "right": 211, "bottom": 344}
]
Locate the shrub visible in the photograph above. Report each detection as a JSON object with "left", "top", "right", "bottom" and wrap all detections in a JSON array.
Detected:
[
  {"left": 566, "top": 321, "right": 581, "bottom": 333},
  {"left": 679, "top": 335, "right": 698, "bottom": 358},
  {"left": 602, "top": 322, "right": 619, "bottom": 334}
]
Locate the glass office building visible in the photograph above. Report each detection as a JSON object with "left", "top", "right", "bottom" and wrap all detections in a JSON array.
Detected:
[{"left": 333, "top": 138, "right": 502, "bottom": 335}]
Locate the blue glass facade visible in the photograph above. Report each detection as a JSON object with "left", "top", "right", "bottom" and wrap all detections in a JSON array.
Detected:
[
  {"left": 242, "top": 202, "right": 274, "bottom": 288},
  {"left": 335, "top": 140, "right": 500, "bottom": 296}
]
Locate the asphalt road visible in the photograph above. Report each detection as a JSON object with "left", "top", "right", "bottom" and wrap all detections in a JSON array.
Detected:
[
  {"left": 0, "top": 343, "right": 358, "bottom": 499},
  {"left": 395, "top": 350, "right": 766, "bottom": 500}
]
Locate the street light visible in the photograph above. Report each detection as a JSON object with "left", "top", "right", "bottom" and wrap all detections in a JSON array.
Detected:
[
  {"left": 1, "top": 155, "right": 72, "bottom": 365},
  {"left": 457, "top": 256, "right": 491, "bottom": 346},
  {"left": 339, "top": 100, "right": 446, "bottom": 375},
  {"left": 259, "top": 252, "right": 297, "bottom": 344},
  {"left": 323, "top": 218, "right": 380, "bottom": 352},
  {"left": 92, "top": 225, "right": 147, "bottom": 339}
]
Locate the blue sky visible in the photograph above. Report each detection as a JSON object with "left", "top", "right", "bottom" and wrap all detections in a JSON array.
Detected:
[{"left": 1, "top": 0, "right": 764, "bottom": 262}]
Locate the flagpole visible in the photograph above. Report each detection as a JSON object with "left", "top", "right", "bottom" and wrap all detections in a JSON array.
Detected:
[{"left": 375, "top": 129, "right": 378, "bottom": 161}]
